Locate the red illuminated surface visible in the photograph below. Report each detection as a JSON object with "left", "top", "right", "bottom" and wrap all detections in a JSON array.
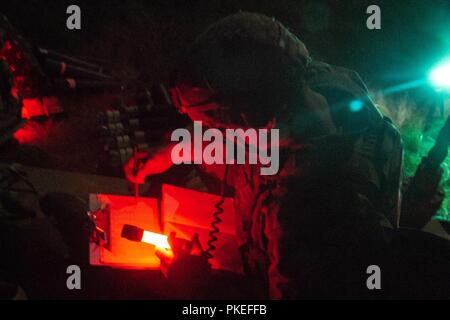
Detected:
[
  {"left": 13, "top": 124, "right": 40, "bottom": 144},
  {"left": 1, "top": 40, "right": 37, "bottom": 98},
  {"left": 12, "top": 99, "right": 56, "bottom": 145},
  {"left": 90, "top": 186, "right": 242, "bottom": 274},
  {"left": 1, "top": 40, "right": 62, "bottom": 119},
  {"left": 20, "top": 97, "right": 63, "bottom": 119},
  {"left": 12, "top": 119, "right": 52, "bottom": 145},
  {"left": 90, "top": 194, "right": 163, "bottom": 269},
  {"left": 162, "top": 184, "right": 243, "bottom": 273},
  {"left": 12, "top": 98, "right": 64, "bottom": 145},
  {"left": 141, "top": 230, "right": 171, "bottom": 249},
  {"left": 21, "top": 98, "right": 44, "bottom": 119}
]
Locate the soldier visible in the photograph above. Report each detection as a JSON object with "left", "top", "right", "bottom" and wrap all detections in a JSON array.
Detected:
[{"left": 125, "top": 12, "right": 447, "bottom": 299}]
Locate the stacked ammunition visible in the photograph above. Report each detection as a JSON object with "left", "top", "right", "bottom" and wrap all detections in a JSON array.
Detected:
[{"left": 97, "top": 88, "right": 178, "bottom": 167}]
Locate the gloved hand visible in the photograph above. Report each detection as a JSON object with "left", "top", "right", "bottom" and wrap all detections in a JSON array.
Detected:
[
  {"left": 123, "top": 150, "right": 149, "bottom": 184},
  {"left": 401, "top": 166, "right": 445, "bottom": 229},
  {"left": 123, "top": 143, "right": 176, "bottom": 184},
  {"left": 155, "top": 232, "right": 212, "bottom": 298}
]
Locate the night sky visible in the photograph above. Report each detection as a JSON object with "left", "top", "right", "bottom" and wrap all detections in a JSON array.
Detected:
[{"left": 3, "top": 0, "right": 450, "bottom": 90}]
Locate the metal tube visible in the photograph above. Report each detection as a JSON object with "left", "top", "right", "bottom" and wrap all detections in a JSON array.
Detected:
[
  {"left": 45, "top": 59, "right": 112, "bottom": 80},
  {"left": 37, "top": 47, "right": 104, "bottom": 72}
]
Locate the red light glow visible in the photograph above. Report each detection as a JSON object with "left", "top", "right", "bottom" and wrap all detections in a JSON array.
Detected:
[
  {"left": 13, "top": 125, "right": 40, "bottom": 144},
  {"left": 21, "top": 98, "right": 43, "bottom": 119},
  {"left": 141, "top": 230, "right": 171, "bottom": 250}
]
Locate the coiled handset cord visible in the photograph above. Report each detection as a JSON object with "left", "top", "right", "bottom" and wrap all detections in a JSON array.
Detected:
[{"left": 205, "top": 164, "right": 229, "bottom": 260}]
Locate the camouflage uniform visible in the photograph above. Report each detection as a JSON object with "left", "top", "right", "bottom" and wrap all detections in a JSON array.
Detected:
[
  {"left": 223, "top": 62, "right": 403, "bottom": 299},
  {"left": 175, "top": 12, "right": 404, "bottom": 299}
]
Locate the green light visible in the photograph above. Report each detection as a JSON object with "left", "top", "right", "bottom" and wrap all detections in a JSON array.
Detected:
[
  {"left": 429, "top": 58, "right": 450, "bottom": 91},
  {"left": 349, "top": 99, "right": 363, "bottom": 112}
]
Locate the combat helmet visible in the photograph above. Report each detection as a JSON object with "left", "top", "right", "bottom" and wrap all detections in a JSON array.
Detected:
[{"left": 170, "top": 12, "right": 312, "bottom": 128}]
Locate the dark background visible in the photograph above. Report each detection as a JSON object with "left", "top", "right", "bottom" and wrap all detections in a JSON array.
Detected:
[
  {"left": 3, "top": 0, "right": 450, "bottom": 88},
  {"left": 0, "top": 1, "right": 449, "bottom": 300},
  {"left": 1, "top": 0, "right": 450, "bottom": 175}
]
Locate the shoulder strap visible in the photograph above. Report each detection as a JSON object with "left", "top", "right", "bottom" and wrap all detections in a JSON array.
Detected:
[
  {"left": 306, "top": 60, "right": 384, "bottom": 130},
  {"left": 305, "top": 60, "right": 403, "bottom": 227}
]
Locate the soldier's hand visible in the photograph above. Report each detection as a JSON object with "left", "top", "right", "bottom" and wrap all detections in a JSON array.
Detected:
[
  {"left": 123, "top": 143, "right": 177, "bottom": 184},
  {"left": 401, "top": 171, "right": 446, "bottom": 229},
  {"left": 155, "top": 233, "right": 210, "bottom": 280},
  {"left": 123, "top": 151, "right": 149, "bottom": 184}
]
